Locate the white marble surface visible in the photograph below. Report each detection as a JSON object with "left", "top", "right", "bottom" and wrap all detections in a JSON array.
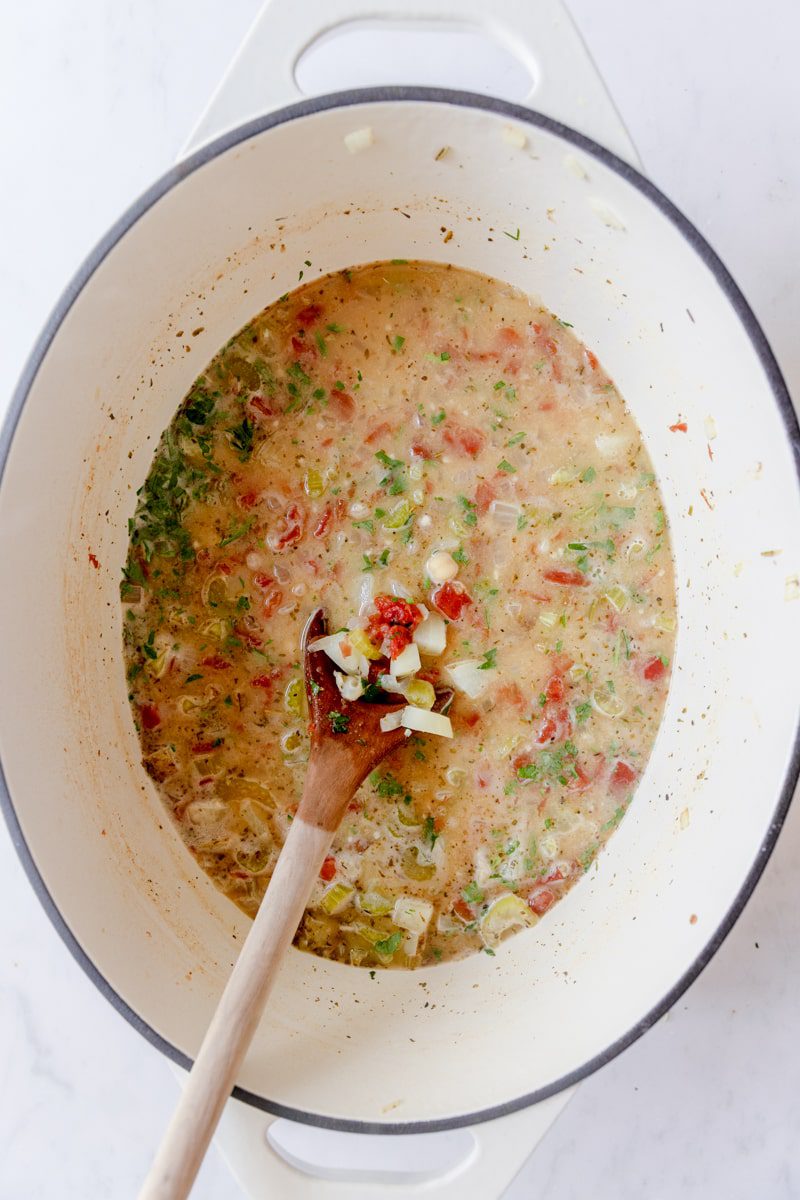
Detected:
[{"left": 1, "top": 2, "right": 799, "bottom": 1197}]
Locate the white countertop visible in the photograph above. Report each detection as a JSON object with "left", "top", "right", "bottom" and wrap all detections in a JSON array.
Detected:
[{"left": 1, "top": 2, "right": 798, "bottom": 1197}]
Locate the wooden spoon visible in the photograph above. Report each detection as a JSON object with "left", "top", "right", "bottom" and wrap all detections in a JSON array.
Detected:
[{"left": 140, "top": 608, "right": 452, "bottom": 1200}]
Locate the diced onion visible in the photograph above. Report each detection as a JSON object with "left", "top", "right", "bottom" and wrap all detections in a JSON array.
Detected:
[
  {"left": 399, "top": 706, "right": 453, "bottom": 738},
  {"left": 308, "top": 631, "right": 369, "bottom": 676},
  {"left": 654, "top": 613, "right": 677, "bottom": 632},
  {"left": 390, "top": 641, "right": 421, "bottom": 677},
  {"left": 344, "top": 126, "right": 374, "bottom": 154},
  {"left": 334, "top": 671, "right": 365, "bottom": 701},
  {"left": 389, "top": 579, "right": 414, "bottom": 599},
  {"left": 549, "top": 467, "right": 578, "bottom": 485},
  {"left": 489, "top": 500, "right": 521, "bottom": 525},
  {"left": 538, "top": 611, "right": 558, "bottom": 628},
  {"left": 444, "top": 659, "right": 491, "bottom": 700},
  {"left": 595, "top": 433, "right": 627, "bottom": 458},
  {"left": 380, "top": 709, "right": 405, "bottom": 732},
  {"left": 392, "top": 895, "right": 434, "bottom": 933},
  {"left": 446, "top": 766, "right": 467, "bottom": 788},
  {"left": 426, "top": 550, "right": 459, "bottom": 584},
  {"left": 502, "top": 124, "right": 528, "bottom": 149},
  {"left": 413, "top": 612, "right": 447, "bottom": 655},
  {"left": 378, "top": 673, "right": 406, "bottom": 695}
]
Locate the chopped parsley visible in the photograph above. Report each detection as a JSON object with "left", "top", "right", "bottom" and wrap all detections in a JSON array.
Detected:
[
  {"left": 462, "top": 881, "right": 485, "bottom": 904},
  {"left": 375, "top": 931, "right": 402, "bottom": 956},
  {"left": 370, "top": 771, "right": 404, "bottom": 798},
  {"left": 219, "top": 518, "right": 253, "bottom": 547},
  {"left": 478, "top": 647, "right": 498, "bottom": 670},
  {"left": 228, "top": 416, "right": 254, "bottom": 460},
  {"left": 423, "top": 815, "right": 439, "bottom": 847},
  {"left": 497, "top": 459, "right": 516, "bottom": 473},
  {"left": 375, "top": 449, "right": 403, "bottom": 470},
  {"left": 457, "top": 495, "right": 477, "bottom": 526},
  {"left": 327, "top": 711, "right": 350, "bottom": 734}
]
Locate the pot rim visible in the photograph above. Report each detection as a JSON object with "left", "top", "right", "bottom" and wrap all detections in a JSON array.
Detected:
[{"left": 1, "top": 85, "right": 798, "bottom": 1135}]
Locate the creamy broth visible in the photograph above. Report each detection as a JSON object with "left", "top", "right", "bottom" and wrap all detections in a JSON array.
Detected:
[{"left": 122, "top": 261, "right": 676, "bottom": 968}]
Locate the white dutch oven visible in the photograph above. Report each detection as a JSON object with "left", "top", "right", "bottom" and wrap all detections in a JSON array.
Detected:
[{"left": 2, "top": 1, "right": 799, "bottom": 1196}]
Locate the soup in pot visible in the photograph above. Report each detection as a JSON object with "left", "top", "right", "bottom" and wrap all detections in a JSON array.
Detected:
[{"left": 122, "top": 261, "right": 676, "bottom": 968}]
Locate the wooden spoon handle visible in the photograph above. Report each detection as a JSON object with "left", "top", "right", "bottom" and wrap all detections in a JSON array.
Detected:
[{"left": 138, "top": 814, "right": 333, "bottom": 1200}]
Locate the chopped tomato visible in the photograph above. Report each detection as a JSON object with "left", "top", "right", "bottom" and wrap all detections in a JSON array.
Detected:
[
  {"left": 585, "top": 348, "right": 599, "bottom": 370},
  {"left": 191, "top": 741, "right": 217, "bottom": 755},
  {"left": 290, "top": 335, "right": 311, "bottom": 357},
  {"left": 384, "top": 626, "right": 413, "bottom": 659},
  {"left": 643, "top": 655, "right": 666, "bottom": 681},
  {"left": 543, "top": 568, "right": 588, "bottom": 587},
  {"left": 273, "top": 501, "right": 305, "bottom": 550},
  {"left": 463, "top": 708, "right": 481, "bottom": 729},
  {"left": 528, "top": 888, "right": 556, "bottom": 916},
  {"left": 453, "top": 898, "right": 474, "bottom": 923},
  {"left": 536, "top": 716, "right": 558, "bottom": 744},
  {"left": 550, "top": 652, "right": 574, "bottom": 676},
  {"left": 567, "top": 761, "right": 593, "bottom": 792},
  {"left": 319, "top": 856, "right": 336, "bottom": 882},
  {"left": 431, "top": 580, "right": 473, "bottom": 620},
  {"left": 443, "top": 423, "right": 485, "bottom": 458},
  {"left": 236, "top": 624, "right": 263, "bottom": 652},
  {"left": 250, "top": 395, "right": 275, "bottom": 418},
  {"left": 311, "top": 496, "right": 347, "bottom": 540},
  {"left": 201, "top": 655, "right": 231, "bottom": 670},
  {"left": 328, "top": 389, "right": 356, "bottom": 420},
  {"left": 263, "top": 587, "right": 284, "bottom": 616},
  {"left": 410, "top": 440, "right": 438, "bottom": 460},
  {"left": 251, "top": 673, "right": 276, "bottom": 690},
  {"left": 475, "top": 479, "right": 496, "bottom": 516},
  {"left": 238, "top": 490, "right": 259, "bottom": 509},
  {"left": 610, "top": 760, "right": 637, "bottom": 791},
  {"left": 365, "top": 421, "right": 392, "bottom": 445},
  {"left": 496, "top": 681, "right": 524, "bottom": 710},
  {"left": 545, "top": 674, "right": 565, "bottom": 703},
  {"left": 497, "top": 326, "right": 523, "bottom": 348},
  {"left": 139, "top": 704, "right": 161, "bottom": 730},
  {"left": 669, "top": 420, "right": 688, "bottom": 433},
  {"left": 295, "top": 303, "right": 323, "bottom": 328},
  {"left": 366, "top": 594, "right": 423, "bottom": 659},
  {"left": 88, "top": 552, "right": 100, "bottom": 569}
]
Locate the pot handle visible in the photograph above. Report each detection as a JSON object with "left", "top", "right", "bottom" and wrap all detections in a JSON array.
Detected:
[
  {"left": 210, "top": 1088, "right": 576, "bottom": 1199},
  {"left": 183, "top": 0, "right": 640, "bottom": 167}
]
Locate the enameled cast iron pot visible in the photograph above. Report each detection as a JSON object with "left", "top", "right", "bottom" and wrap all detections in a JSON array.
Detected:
[{"left": 1, "top": 0, "right": 799, "bottom": 1194}]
